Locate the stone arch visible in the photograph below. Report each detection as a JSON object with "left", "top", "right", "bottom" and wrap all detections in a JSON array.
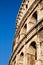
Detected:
[
  {"left": 30, "top": 41, "right": 37, "bottom": 60},
  {"left": 20, "top": 52, "right": 24, "bottom": 56},
  {"left": 32, "top": 11, "right": 38, "bottom": 23},
  {"left": 30, "top": 41, "right": 37, "bottom": 49},
  {"left": 26, "top": 41, "right": 37, "bottom": 65},
  {"left": 16, "top": 52, "right": 24, "bottom": 65},
  {"left": 17, "top": 52, "right": 24, "bottom": 65}
]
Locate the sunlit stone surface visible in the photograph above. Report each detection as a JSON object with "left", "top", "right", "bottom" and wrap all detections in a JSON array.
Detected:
[{"left": 9, "top": 0, "right": 43, "bottom": 65}]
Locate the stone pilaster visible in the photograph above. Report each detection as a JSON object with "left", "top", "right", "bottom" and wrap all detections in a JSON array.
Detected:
[
  {"left": 36, "top": 40, "right": 42, "bottom": 65},
  {"left": 23, "top": 45, "right": 27, "bottom": 65}
]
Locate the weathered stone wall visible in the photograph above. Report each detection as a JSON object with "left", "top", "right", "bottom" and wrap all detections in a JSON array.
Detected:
[{"left": 9, "top": 0, "right": 43, "bottom": 65}]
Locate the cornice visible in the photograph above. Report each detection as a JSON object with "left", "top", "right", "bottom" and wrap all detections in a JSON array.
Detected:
[{"left": 15, "top": 0, "right": 42, "bottom": 38}]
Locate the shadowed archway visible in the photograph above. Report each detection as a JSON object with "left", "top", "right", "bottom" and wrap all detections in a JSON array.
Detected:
[{"left": 27, "top": 41, "right": 37, "bottom": 65}]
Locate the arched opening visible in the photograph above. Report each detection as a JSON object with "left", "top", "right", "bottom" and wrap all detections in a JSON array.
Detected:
[
  {"left": 20, "top": 52, "right": 24, "bottom": 56},
  {"left": 30, "top": 41, "right": 37, "bottom": 60},
  {"left": 26, "top": 4, "right": 28, "bottom": 9},
  {"left": 24, "top": 24, "right": 27, "bottom": 29},
  {"left": 30, "top": 41, "right": 36, "bottom": 49},
  {"left": 17, "top": 52, "right": 24, "bottom": 65},
  {"left": 19, "top": 52, "right": 24, "bottom": 61},
  {"left": 32, "top": 11, "right": 38, "bottom": 23},
  {"left": 27, "top": 41, "right": 37, "bottom": 65}
]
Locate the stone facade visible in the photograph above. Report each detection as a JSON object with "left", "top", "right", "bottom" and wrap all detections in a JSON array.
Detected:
[{"left": 9, "top": 0, "right": 43, "bottom": 65}]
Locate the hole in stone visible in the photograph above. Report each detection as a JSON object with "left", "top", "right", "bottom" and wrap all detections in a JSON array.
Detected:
[
  {"left": 24, "top": 24, "right": 27, "bottom": 29},
  {"left": 20, "top": 52, "right": 24, "bottom": 56},
  {"left": 26, "top": 4, "right": 28, "bottom": 8},
  {"left": 30, "top": 41, "right": 36, "bottom": 49},
  {"left": 32, "top": 11, "right": 37, "bottom": 22}
]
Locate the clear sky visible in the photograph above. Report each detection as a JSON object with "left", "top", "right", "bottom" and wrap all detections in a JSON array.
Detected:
[{"left": 0, "top": 0, "right": 22, "bottom": 65}]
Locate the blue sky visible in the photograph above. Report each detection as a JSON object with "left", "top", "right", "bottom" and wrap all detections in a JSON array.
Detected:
[{"left": 0, "top": 0, "right": 22, "bottom": 65}]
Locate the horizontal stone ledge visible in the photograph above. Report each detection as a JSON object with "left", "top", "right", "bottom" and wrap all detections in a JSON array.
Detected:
[
  {"left": 15, "top": 0, "right": 42, "bottom": 37},
  {"left": 12, "top": 25, "right": 42, "bottom": 61}
]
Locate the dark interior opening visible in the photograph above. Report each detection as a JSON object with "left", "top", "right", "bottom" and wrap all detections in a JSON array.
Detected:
[
  {"left": 20, "top": 52, "right": 24, "bottom": 56},
  {"left": 32, "top": 11, "right": 37, "bottom": 22},
  {"left": 30, "top": 41, "right": 36, "bottom": 49},
  {"left": 26, "top": 4, "right": 28, "bottom": 8},
  {"left": 24, "top": 24, "right": 27, "bottom": 29},
  {"left": 30, "top": 41, "right": 37, "bottom": 60}
]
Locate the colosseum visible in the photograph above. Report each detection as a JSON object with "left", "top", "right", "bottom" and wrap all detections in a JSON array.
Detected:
[{"left": 9, "top": 0, "right": 43, "bottom": 65}]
